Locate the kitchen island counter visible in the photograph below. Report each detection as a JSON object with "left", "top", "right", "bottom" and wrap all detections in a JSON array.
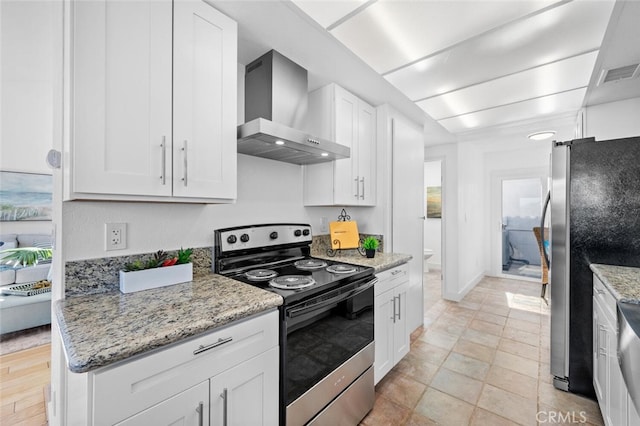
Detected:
[
  {"left": 312, "top": 251, "right": 413, "bottom": 273},
  {"left": 590, "top": 263, "right": 640, "bottom": 304},
  {"left": 56, "top": 272, "right": 282, "bottom": 373}
]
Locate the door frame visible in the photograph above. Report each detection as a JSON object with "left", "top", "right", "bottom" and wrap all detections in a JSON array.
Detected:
[{"left": 490, "top": 167, "right": 548, "bottom": 282}]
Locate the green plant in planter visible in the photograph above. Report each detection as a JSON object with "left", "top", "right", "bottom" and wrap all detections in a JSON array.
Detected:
[
  {"left": 0, "top": 247, "right": 52, "bottom": 267},
  {"left": 177, "top": 247, "right": 193, "bottom": 264},
  {"left": 123, "top": 248, "right": 193, "bottom": 272},
  {"left": 362, "top": 236, "right": 379, "bottom": 250}
]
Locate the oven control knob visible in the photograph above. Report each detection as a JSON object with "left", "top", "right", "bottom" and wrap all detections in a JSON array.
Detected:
[
  {"left": 302, "top": 229, "right": 310, "bottom": 236},
  {"left": 294, "top": 229, "right": 302, "bottom": 237},
  {"left": 270, "top": 232, "right": 278, "bottom": 240},
  {"left": 226, "top": 235, "right": 237, "bottom": 244},
  {"left": 240, "top": 233, "right": 250, "bottom": 243}
]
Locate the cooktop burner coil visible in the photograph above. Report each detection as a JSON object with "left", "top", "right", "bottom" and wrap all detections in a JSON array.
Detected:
[
  {"left": 326, "top": 264, "right": 357, "bottom": 274},
  {"left": 245, "top": 269, "right": 278, "bottom": 281},
  {"left": 294, "top": 259, "right": 328, "bottom": 270},
  {"left": 269, "top": 275, "right": 316, "bottom": 290}
]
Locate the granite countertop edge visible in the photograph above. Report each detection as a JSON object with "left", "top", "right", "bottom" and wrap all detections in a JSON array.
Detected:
[
  {"left": 56, "top": 273, "right": 283, "bottom": 373},
  {"left": 590, "top": 263, "right": 640, "bottom": 304},
  {"left": 312, "top": 251, "right": 413, "bottom": 273}
]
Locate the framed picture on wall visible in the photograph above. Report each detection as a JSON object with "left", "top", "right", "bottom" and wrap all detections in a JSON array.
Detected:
[
  {"left": 426, "top": 186, "right": 442, "bottom": 219},
  {"left": 0, "top": 171, "right": 53, "bottom": 221}
]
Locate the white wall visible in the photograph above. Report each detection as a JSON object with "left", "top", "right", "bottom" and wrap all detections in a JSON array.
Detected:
[
  {"left": 62, "top": 155, "right": 307, "bottom": 260},
  {"left": 584, "top": 97, "right": 640, "bottom": 140},
  {"left": 424, "top": 160, "right": 441, "bottom": 268},
  {"left": 0, "top": 1, "right": 55, "bottom": 236},
  {"left": 456, "top": 143, "right": 485, "bottom": 295}
]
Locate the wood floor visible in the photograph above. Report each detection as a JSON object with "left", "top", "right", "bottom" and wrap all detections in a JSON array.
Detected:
[{"left": 0, "top": 343, "right": 50, "bottom": 426}]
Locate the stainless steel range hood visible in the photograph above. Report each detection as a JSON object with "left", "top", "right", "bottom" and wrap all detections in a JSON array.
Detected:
[{"left": 237, "top": 50, "right": 349, "bottom": 165}]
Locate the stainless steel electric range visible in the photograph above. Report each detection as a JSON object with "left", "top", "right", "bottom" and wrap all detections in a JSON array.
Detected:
[{"left": 214, "top": 224, "right": 376, "bottom": 426}]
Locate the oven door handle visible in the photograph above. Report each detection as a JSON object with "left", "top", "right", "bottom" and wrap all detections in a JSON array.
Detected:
[{"left": 286, "top": 278, "right": 377, "bottom": 318}]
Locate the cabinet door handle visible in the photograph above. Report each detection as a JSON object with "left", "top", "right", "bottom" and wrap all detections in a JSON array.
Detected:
[
  {"left": 182, "top": 140, "right": 188, "bottom": 186},
  {"left": 396, "top": 295, "right": 402, "bottom": 320},
  {"left": 196, "top": 401, "right": 204, "bottom": 426},
  {"left": 220, "top": 388, "right": 228, "bottom": 426},
  {"left": 160, "top": 136, "right": 167, "bottom": 185},
  {"left": 354, "top": 176, "right": 359, "bottom": 198},
  {"left": 193, "top": 337, "right": 233, "bottom": 355},
  {"left": 391, "top": 297, "right": 396, "bottom": 323},
  {"left": 360, "top": 177, "right": 365, "bottom": 199}
]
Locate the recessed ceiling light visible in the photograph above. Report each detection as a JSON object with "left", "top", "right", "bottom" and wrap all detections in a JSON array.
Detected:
[
  {"left": 321, "top": 152, "right": 329, "bottom": 157},
  {"left": 528, "top": 131, "right": 556, "bottom": 141},
  {"left": 275, "top": 140, "right": 285, "bottom": 145}
]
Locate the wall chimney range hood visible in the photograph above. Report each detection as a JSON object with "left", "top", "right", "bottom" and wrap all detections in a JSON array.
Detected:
[{"left": 237, "top": 50, "right": 349, "bottom": 165}]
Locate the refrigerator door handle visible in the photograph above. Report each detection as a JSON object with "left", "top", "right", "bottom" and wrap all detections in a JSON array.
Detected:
[{"left": 541, "top": 191, "right": 551, "bottom": 268}]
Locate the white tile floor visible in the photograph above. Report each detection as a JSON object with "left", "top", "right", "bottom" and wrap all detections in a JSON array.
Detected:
[{"left": 361, "top": 271, "right": 603, "bottom": 426}]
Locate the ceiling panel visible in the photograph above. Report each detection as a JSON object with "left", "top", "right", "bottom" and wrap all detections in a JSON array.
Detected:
[
  {"left": 436, "top": 87, "right": 587, "bottom": 133},
  {"left": 291, "top": 0, "right": 368, "bottom": 28},
  {"left": 385, "top": 0, "right": 614, "bottom": 101},
  {"left": 418, "top": 50, "right": 598, "bottom": 120},
  {"left": 329, "top": 0, "right": 559, "bottom": 74}
]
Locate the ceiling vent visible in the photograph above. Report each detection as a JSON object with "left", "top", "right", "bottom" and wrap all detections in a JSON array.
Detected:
[{"left": 597, "top": 64, "right": 640, "bottom": 85}]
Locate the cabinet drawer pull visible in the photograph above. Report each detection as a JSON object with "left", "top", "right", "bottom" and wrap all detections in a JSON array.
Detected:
[
  {"left": 391, "top": 270, "right": 402, "bottom": 276},
  {"left": 193, "top": 337, "right": 233, "bottom": 355},
  {"left": 220, "top": 388, "right": 228, "bottom": 426},
  {"left": 196, "top": 401, "right": 204, "bottom": 426},
  {"left": 595, "top": 288, "right": 605, "bottom": 295},
  {"left": 160, "top": 136, "right": 167, "bottom": 185},
  {"left": 182, "top": 140, "right": 188, "bottom": 186}
]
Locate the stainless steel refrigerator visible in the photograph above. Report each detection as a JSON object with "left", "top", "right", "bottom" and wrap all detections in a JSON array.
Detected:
[{"left": 547, "top": 136, "right": 640, "bottom": 397}]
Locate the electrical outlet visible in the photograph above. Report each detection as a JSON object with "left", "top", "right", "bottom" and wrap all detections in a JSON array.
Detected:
[
  {"left": 320, "top": 217, "right": 329, "bottom": 233},
  {"left": 106, "top": 223, "right": 127, "bottom": 251}
]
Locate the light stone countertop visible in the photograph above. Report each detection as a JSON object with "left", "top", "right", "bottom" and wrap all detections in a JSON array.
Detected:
[
  {"left": 312, "top": 251, "right": 413, "bottom": 273},
  {"left": 590, "top": 264, "right": 640, "bottom": 304},
  {"left": 56, "top": 272, "right": 283, "bottom": 373}
]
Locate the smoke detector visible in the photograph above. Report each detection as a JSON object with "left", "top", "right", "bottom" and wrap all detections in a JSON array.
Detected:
[{"left": 597, "top": 64, "right": 640, "bottom": 85}]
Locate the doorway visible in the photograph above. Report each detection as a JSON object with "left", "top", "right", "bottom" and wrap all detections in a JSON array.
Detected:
[
  {"left": 500, "top": 177, "right": 544, "bottom": 280},
  {"left": 424, "top": 159, "right": 443, "bottom": 312}
]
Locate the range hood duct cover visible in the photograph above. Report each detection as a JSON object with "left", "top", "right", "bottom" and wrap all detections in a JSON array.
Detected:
[{"left": 237, "top": 50, "right": 349, "bottom": 165}]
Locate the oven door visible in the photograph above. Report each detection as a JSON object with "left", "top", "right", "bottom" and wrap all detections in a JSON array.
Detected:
[{"left": 284, "top": 276, "right": 376, "bottom": 426}]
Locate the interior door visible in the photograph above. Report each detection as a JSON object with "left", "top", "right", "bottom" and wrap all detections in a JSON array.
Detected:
[{"left": 391, "top": 117, "right": 425, "bottom": 332}]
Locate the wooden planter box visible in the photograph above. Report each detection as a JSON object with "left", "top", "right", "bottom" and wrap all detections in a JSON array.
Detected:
[{"left": 119, "top": 263, "right": 193, "bottom": 294}]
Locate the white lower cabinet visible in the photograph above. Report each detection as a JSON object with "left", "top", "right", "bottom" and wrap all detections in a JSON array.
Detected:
[
  {"left": 374, "top": 264, "right": 410, "bottom": 384},
  {"left": 75, "top": 310, "right": 278, "bottom": 426},
  {"left": 593, "top": 274, "right": 632, "bottom": 426},
  {"left": 210, "top": 347, "right": 279, "bottom": 426},
  {"left": 115, "top": 381, "right": 210, "bottom": 426}
]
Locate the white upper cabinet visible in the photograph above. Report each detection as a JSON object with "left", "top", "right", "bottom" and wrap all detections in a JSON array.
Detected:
[
  {"left": 303, "top": 84, "right": 376, "bottom": 206},
  {"left": 173, "top": 0, "right": 237, "bottom": 200},
  {"left": 68, "top": 0, "right": 237, "bottom": 202}
]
